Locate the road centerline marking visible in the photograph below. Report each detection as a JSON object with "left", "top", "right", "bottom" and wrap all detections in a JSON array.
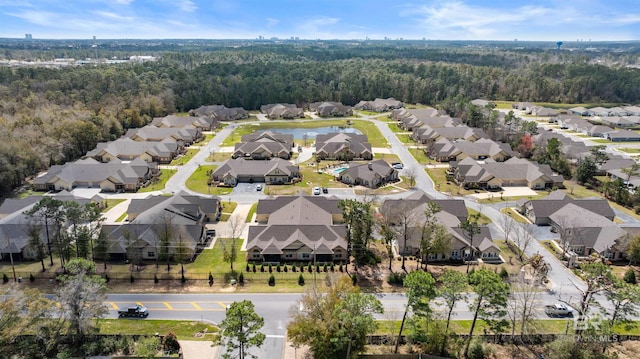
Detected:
[
  {"left": 191, "top": 302, "right": 202, "bottom": 310},
  {"left": 164, "top": 302, "right": 173, "bottom": 310}
]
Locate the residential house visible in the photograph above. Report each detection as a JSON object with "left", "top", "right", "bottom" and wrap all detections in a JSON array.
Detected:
[
  {"left": 587, "top": 107, "right": 612, "bottom": 117},
  {"left": 33, "top": 158, "right": 156, "bottom": 192},
  {"left": 531, "top": 106, "right": 559, "bottom": 117},
  {"left": 442, "top": 138, "right": 513, "bottom": 162},
  {"left": 0, "top": 196, "right": 41, "bottom": 219},
  {"left": 518, "top": 191, "right": 615, "bottom": 225},
  {"left": 380, "top": 191, "right": 500, "bottom": 262},
  {"left": 604, "top": 129, "right": 640, "bottom": 142},
  {"left": 126, "top": 191, "right": 221, "bottom": 224},
  {"left": 337, "top": 160, "right": 398, "bottom": 188},
  {"left": 125, "top": 126, "right": 202, "bottom": 147},
  {"left": 100, "top": 223, "right": 203, "bottom": 261},
  {"left": 354, "top": 98, "right": 404, "bottom": 112},
  {"left": 211, "top": 158, "right": 300, "bottom": 186},
  {"left": 85, "top": 137, "right": 180, "bottom": 164},
  {"left": 308, "top": 102, "right": 353, "bottom": 117},
  {"left": 260, "top": 104, "right": 304, "bottom": 119},
  {"left": 569, "top": 106, "right": 590, "bottom": 116},
  {"left": 597, "top": 157, "right": 637, "bottom": 176},
  {"left": 246, "top": 194, "right": 348, "bottom": 263},
  {"left": 513, "top": 102, "right": 536, "bottom": 112},
  {"left": 471, "top": 99, "right": 491, "bottom": 107},
  {"left": 0, "top": 220, "right": 48, "bottom": 261},
  {"left": 451, "top": 157, "right": 563, "bottom": 190},
  {"left": 548, "top": 203, "right": 627, "bottom": 259},
  {"left": 315, "top": 133, "right": 372, "bottom": 160},
  {"left": 599, "top": 116, "right": 635, "bottom": 129},
  {"left": 607, "top": 168, "right": 640, "bottom": 190},
  {"left": 412, "top": 125, "right": 486, "bottom": 145},
  {"left": 623, "top": 106, "right": 640, "bottom": 116},
  {"left": 233, "top": 131, "right": 294, "bottom": 160},
  {"left": 608, "top": 107, "right": 630, "bottom": 117},
  {"left": 189, "top": 105, "right": 249, "bottom": 121},
  {"left": 391, "top": 108, "right": 453, "bottom": 131},
  {"left": 151, "top": 115, "right": 215, "bottom": 131}
]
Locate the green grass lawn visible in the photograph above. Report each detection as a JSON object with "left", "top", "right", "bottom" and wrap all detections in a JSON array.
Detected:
[
  {"left": 102, "top": 199, "right": 126, "bottom": 212},
  {"left": 190, "top": 239, "right": 247, "bottom": 274},
  {"left": 387, "top": 122, "right": 404, "bottom": 133},
  {"left": 219, "top": 201, "right": 237, "bottom": 221},
  {"left": 138, "top": 170, "right": 177, "bottom": 193},
  {"left": 115, "top": 212, "right": 127, "bottom": 222},
  {"left": 170, "top": 148, "right": 199, "bottom": 166},
  {"left": 373, "top": 153, "right": 401, "bottom": 163},
  {"left": 500, "top": 208, "right": 528, "bottom": 224},
  {"left": 245, "top": 202, "right": 258, "bottom": 223},
  {"left": 619, "top": 147, "right": 640, "bottom": 153},
  {"left": 206, "top": 151, "right": 232, "bottom": 162},
  {"left": 408, "top": 147, "right": 435, "bottom": 165},
  {"left": 425, "top": 168, "right": 474, "bottom": 196},
  {"left": 98, "top": 319, "right": 217, "bottom": 341},
  {"left": 221, "top": 119, "right": 388, "bottom": 147},
  {"left": 467, "top": 208, "right": 492, "bottom": 225},
  {"left": 185, "top": 165, "right": 232, "bottom": 195},
  {"left": 591, "top": 138, "right": 612, "bottom": 144},
  {"left": 15, "top": 190, "right": 46, "bottom": 199}
]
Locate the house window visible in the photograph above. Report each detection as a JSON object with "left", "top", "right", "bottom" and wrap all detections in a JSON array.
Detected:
[
  {"left": 302, "top": 253, "right": 310, "bottom": 259},
  {"left": 335, "top": 253, "right": 342, "bottom": 258},
  {"left": 570, "top": 246, "right": 584, "bottom": 255},
  {"left": 428, "top": 253, "right": 437, "bottom": 260},
  {"left": 147, "top": 252, "right": 155, "bottom": 258},
  {"left": 604, "top": 252, "right": 615, "bottom": 260},
  {"left": 252, "top": 250, "right": 261, "bottom": 259},
  {"left": 285, "top": 253, "right": 293, "bottom": 259},
  {"left": 451, "top": 250, "right": 459, "bottom": 258}
]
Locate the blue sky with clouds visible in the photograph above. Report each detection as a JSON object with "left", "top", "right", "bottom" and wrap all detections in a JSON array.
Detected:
[{"left": 1, "top": 0, "right": 639, "bottom": 41}]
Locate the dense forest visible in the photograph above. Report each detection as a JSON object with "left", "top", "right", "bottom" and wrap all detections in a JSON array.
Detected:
[{"left": 1, "top": 41, "right": 640, "bottom": 198}]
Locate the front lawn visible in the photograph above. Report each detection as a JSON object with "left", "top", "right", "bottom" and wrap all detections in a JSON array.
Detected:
[
  {"left": 185, "top": 165, "right": 232, "bottom": 195},
  {"left": 425, "top": 168, "right": 474, "bottom": 196},
  {"left": 373, "top": 153, "right": 401, "bottom": 163},
  {"left": 467, "top": 208, "right": 492, "bottom": 225},
  {"left": 139, "top": 170, "right": 177, "bottom": 193},
  {"left": 408, "top": 147, "right": 435, "bottom": 165},
  {"left": 98, "top": 320, "right": 218, "bottom": 341},
  {"left": 170, "top": 148, "right": 199, "bottom": 166},
  {"left": 102, "top": 199, "right": 126, "bottom": 212}
]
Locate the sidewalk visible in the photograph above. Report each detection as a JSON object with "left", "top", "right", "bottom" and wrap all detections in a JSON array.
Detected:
[{"left": 179, "top": 341, "right": 218, "bottom": 359}]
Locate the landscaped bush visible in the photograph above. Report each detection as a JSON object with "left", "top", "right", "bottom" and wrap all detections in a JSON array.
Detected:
[
  {"left": 499, "top": 267, "right": 509, "bottom": 280},
  {"left": 3, "top": 273, "right": 8, "bottom": 283},
  {"left": 351, "top": 273, "right": 358, "bottom": 286},
  {"left": 276, "top": 265, "right": 281, "bottom": 272},
  {"left": 268, "top": 274, "right": 275, "bottom": 286},
  {"left": 323, "top": 264, "right": 328, "bottom": 272},
  {"left": 245, "top": 264, "right": 250, "bottom": 272},
  {"left": 130, "top": 274, "right": 135, "bottom": 283},
  {"left": 209, "top": 272, "right": 214, "bottom": 286},
  {"left": 238, "top": 272, "right": 244, "bottom": 284},
  {"left": 154, "top": 274, "right": 159, "bottom": 284},
  {"left": 624, "top": 268, "right": 637, "bottom": 284},
  {"left": 339, "top": 264, "right": 343, "bottom": 272},
  {"left": 387, "top": 272, "right": 406, "bottom": 285},
  {"left": 104, "top": 274, "right": 110, "bottom": 283},
  {"left": 298, "top": 274, "right": 305, "bottom": 286},
  {"left": 283, "top": 265, "right": 288, "bottom": 273},
  {"left": 268, "top": 264, "right": 273, "bottom": 273},
  {"left": 29, "top": 273, "right": 35, "bottom": 282},
  {"left": 292, "top": 265, "right": 296, "bottom": 272},
  {"left": 260, "top": 265, "right": 265, "bottom": 273},
  {"left": 308, "top": 263, "right": 312, "bottom": 272},
  {"left": 163, "top": 332, "right": 180, "bottom": 353},
  {"left": 252, "top": 264, "right": 256, "bottom": 273}
]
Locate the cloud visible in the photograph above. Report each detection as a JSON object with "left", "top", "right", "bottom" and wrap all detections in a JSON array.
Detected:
[
  {"left": 91, "top": 10, "right": 134, "bottom": 21},
  {"left": 297, "top": 16, "right": 340, "bottom": 37},
  {"left": 112, "top": 0, "right": 134, "bottom": 4},
  {"left": 178, "top": 0, "right": 197, "bottom": 12},
  {"left": 266, "top": 17, "right": 279, "bottom": 27}
]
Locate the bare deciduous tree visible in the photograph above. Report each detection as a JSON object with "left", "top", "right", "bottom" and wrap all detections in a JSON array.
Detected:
[
  {"left": 404, "top": 167, "right": 417, "bottom": 188},
  {"left": 224, "top": 215, "right": 246, "bottom": 272},
  {"left": 507, "top": 280, "right": 539, "bottom": 337},
  {"left": 513, "top": 224, "right": 535, "bottom": 261}
]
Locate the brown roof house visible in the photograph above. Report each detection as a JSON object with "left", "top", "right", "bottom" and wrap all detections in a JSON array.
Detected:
[
  {"left": 85, "top": 137, "right": 180, "bottom": 164},
  {"left": 413, "top": 125, "right": 486, "bottom": 145},
  {"left": 211, "top": 158, "right": 300, "bottom": 186},
  {"left": 450, "top": 157, "right": 563, "bottom": 190},
  {"left": 246, "top": 194, "right": 348, "bottom": 263},
  {"left": 125, "top": 126, "right": 202, "bottom": 147},
  {"left": 189, "top": 105, "right": 249, "bottom": 121},
  {"left": 337, "top": 160, "right": 398, "bottom": 188},
  {"left": 432, "top": 138, "right": 513, "bottom": 163},
  {"left": 260, "top": 104, "right": 304, "bottom": 119},
  {"left": 232, "top": 131, "right": 294, "bottom": 160},
  {"left": 518, "top": 190, "right": 615, "bottom": 225},
  {"left": 315, "top": 133, "right": 372, "bottom": 160},
  {"left": 309, "top": 102, "right": 353, "bottom": 117},
  {"left": 354, "top": 98, "right": 404, "bottom": 112},
  {"left": 151, "top": 115, "right": 215, "bottom": 131},
  {"left": 380, "top": 191, "right": 500, "bottom": 263},
  {"left": 33, "top": 158, "right": 157, "bottom": 192}
]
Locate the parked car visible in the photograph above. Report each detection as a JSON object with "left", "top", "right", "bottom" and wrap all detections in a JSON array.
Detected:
[
  {"left": 544, "top": 303, "right": 573, "bottom": 317},
  {"left": 256, "top": 184, "right": 263, "bottom": 191},
  {"left": 392, "top": 162, "right": 404, "bottom": 169},
  {"left": 322, "top": 187, "right": 328, "bottom": 193},
  {"left": 313, "top": 186, "right": 321, "bottom": 195}
]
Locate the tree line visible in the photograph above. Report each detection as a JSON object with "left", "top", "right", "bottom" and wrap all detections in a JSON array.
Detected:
[{"left": 2, "top": 44, "right": 640, "bottom": 197}]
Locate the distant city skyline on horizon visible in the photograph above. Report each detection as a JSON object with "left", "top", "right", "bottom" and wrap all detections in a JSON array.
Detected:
[{"left": 1, "top": 0, "right": 639, "bottom": 42}]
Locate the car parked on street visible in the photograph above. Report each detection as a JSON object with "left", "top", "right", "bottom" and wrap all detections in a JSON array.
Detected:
[{"left": 313, "top": 186, "right": 321, "bottom": 195}]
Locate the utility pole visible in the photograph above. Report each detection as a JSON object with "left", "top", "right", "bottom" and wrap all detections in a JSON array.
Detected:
[
  {"left": 313, "top": 243, "right": 316, "bottom": 285},
  {"left": 6, "top": 236, "right": 17, "bottom": 282}
]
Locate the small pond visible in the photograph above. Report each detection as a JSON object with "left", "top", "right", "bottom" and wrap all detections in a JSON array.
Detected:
[{"left": 257, "top": 126, "right": 361, "bottom": 140}]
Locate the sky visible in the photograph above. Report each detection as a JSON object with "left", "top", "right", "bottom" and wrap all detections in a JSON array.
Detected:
[{"left": 1, "top": 0, "right": 639, "bottom": 41}]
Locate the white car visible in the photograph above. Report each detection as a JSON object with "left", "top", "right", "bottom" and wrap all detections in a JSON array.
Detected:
[
  {"left": 256, "top": 184, "right": 263, "bottom": 191},
  {"left": 313, "top": 186, "right": 321, "bottom": 195}
]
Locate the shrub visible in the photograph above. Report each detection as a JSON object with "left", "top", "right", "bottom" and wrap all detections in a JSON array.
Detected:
[
  {"left": 308, "top": 263, "right": 313, "bottom": 272},
  {"left": 268, "top": 274, "right": 275, "bottom": 286},
  {"left": 277, "top": 265, "right": 281, "bottom": 272},
  {"left": 269, "top": 264, "right": 273, "bottom": 273},
  {"left": 292, "top": 265, "right": 296, "bottom": 273},
  {"left": 284, "top": 266, "right": 288, "bottom": 273},
  {"left": 29, "top": 273, "right": 35, "bottom": 282},
  {"left": 351, "top": 273, "right": 358, "bottom": 286},
  {"left": 154, "top": 274, "right": 159, "bottom": 284},
  {"left": 499, "top": 267, "right": 509, "bottom": 280},
  {"left": 246, "top": 264, "right": 250, "bottom": 272},
  {"left": 339, "top": 264, "right": 343, "bottom": 272},
  {"left": 387, "top": 272, "right": 406, "bottom": 285},
  {"left": 238, "top": 272, "right": 244, "bottom": 284},
  {"left": 298, "top": 274, "right": 305, "bottom": 286},
  {"left": 624, "top": 268, "right": 637, "bottom": 284},
  {"left": 2, "top": 273, "right": 8, "bottom": 283},
  {"left": 104, "top": 274, "right": 110, "bottom": 283},
  {"left": 163, "top": 332, "right": 180, "bottom": 353},
  {"left": 209, "top": 272, "right": 214, "bottom": 286},
  {"left": 130, "top": 274, "right": 135, "bottom": 283},
  {"left": 331, "top": 264, "right": 335, "bottom": 272},
  {"left": 252, "top": 264, "right": 257, "bottom": 273},
  {"left": 323, "top": 264, "right": 328, "bottom": 272},
  {"left": 260, "top": 265, "right": 265, "bottom": 273},
  {"left": 316, "top": 264, "right": 320, "bottom": 273}
]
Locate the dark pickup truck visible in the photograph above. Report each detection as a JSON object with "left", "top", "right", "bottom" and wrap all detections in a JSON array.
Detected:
[{"left": 117, "top": 304, "right": 149, "bottom": 318}]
